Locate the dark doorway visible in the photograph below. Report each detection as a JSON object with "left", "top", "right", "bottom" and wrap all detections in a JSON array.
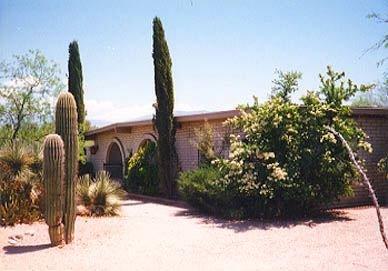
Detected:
[{"left": 104, "top": 142, "right": 123, "bottom": 179}]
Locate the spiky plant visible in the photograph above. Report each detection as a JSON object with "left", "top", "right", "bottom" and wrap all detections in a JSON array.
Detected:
[
  {"left": 77, "top": 174, "right": 93, "bottom": 207},
  {"left": 76, "top": 171, "right": 125, "bottom": 216},
  {"left": 0, "top": 141, "right": 34, "bottom": 181}
]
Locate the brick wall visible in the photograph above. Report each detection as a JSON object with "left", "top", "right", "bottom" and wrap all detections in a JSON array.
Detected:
[
  {"left": 87, "top": 111, "right": 388, "bottom": 207},
  {"left": 333, "top": 114, "right": 388, "bottom": 207},
  {"left": 87, "top": 125, "right": 157, "bottom": 174}
]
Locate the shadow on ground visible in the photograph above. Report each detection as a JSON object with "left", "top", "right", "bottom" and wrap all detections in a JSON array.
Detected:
[
  {"left": 174, "top": 208, "right": 353, "bottom": 233},
  {"left": 3, "top": 243, "right": 52, "bottom": 254},
  {"left": 123, "top": 194, "right": 355, "bottom": 233},
  {"left": 121, "top": 201, "right": 148, "bottom": 207}
]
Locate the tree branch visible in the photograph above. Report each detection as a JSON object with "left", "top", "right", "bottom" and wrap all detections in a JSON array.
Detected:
[{"left": 326, "top": 126, "right": 388, "bottom": 251}]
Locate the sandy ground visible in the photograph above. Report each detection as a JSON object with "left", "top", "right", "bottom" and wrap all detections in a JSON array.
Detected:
[{"left": 1, "top": 199, "right": 387, "bottom": 271}]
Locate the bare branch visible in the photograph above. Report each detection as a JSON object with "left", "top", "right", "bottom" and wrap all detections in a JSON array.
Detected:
[{"left": 326, "top": 126, "right": 388, "bottom": 251}]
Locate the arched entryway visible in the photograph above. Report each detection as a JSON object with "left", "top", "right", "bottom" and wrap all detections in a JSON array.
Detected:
[
  {"left": 136, "top": 133, "right": 157, "bottom": 152},
  {"left": 104, "top": 140, "right": 124, "bottom": 180}
]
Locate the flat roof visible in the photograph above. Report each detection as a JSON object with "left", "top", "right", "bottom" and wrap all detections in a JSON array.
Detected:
[
  {"left": 85, "top": 107, "right": 388, "bottom": 137},
  {"left": 85, "top": 109, "right": 239, "bottom": 137}
]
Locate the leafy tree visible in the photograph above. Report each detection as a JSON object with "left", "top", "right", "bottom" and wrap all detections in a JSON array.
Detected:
[
  {"left": 352, "top": 11, "right": 387, "bottom": 106},
  {"left": 271, "top": 70, "right": 302, "bottom": 101},
  {"left": 68, "top": 41, "right": 85, "bottom": 127},
  {"left": 0, "top": 50, "right": 63, "bottom": 144},
  {"left": 352, "top": 74, "right": 388, "bottom": 107},
  {"left": 152, "top": 17, "right": 178, "bottom": 198},
  {"left": 365, "top": 12, "right": 388, "bottom": 67}
]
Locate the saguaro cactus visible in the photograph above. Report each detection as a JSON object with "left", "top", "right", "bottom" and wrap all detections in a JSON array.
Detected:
[
  {"left": 55, "top": 92, "right": 79, "bottom": 244},
  {"left": 43, "top": 134, "right": 65, "bottom": 246}
]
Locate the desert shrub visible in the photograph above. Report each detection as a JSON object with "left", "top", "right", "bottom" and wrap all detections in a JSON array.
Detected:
[
  {"left": 180, "top": 67, "right": 372, "bottom": 218},
  {"left": 0, "top": 142, "right": 44, "bottom": 226},
  {"left": 76, "top": 171, "right": 125, "bottom": 216},
  {"left": 124, "top": 141, "right": 159, "bottom": 196},
  {"left": 0, "top": 177, "right": 42, "bottom": 226}
]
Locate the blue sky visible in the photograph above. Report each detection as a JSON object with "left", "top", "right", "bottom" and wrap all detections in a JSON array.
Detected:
[{"left": 0, "top": 0, "right": 386, "bottom": 124}]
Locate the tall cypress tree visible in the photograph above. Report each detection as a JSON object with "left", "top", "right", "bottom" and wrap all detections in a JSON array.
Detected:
[
  {"left": 152, "top": 17, "right": 178, "bottom": 198},
  {"left": 68, "top": 40, "right": 85, "bottom": 127}
]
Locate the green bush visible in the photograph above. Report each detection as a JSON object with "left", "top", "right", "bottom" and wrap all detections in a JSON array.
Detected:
[
  {"left": 124, "top": 141, "right": 159, "bottom": 196},
  {"left": 178, "top": 167, "right": 224, "bottom": 214},
  {"left": 178, "top": 166, "right": 264, "bottom": 218},
  {"left": 76, "top": 171, "right": 125, "bottom": 216},
  {"left": 180, "top": 67, "right": 372, "bottom": 218}
]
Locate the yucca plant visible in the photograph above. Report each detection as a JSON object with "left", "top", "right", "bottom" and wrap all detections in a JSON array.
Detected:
[
  {"left": 76, "top": 171, "right": 125, "bottom": 216},
  {"left": 77, "top": 174, "right": 93, "bottom": 207},
  {"left": 0, "top": 141, "right": 34, "bottom": 181}
]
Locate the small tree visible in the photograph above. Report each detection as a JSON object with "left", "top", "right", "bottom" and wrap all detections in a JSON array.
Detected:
[
  {"left": 152, "top": 17, "right": 178, "bottom": 198},
  {"left": 191, "top": 121, "right": 231, "bottom": 167},
  {"left": 271, "top": 70, "right": 302, "bottom": 101},
  {"left": 352, "top": 11, "right": 387, "bottom": 106},
  {"left": 0, "top": 50, "right": 63, "bottom": 144},
  {"left": 68, "top": 41, "right": 85, "bottom": 127}
]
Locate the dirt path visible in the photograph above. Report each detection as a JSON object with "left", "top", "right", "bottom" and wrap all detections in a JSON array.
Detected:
[{"left": 1, "top": 199, "right": 387, "bottom": 270}]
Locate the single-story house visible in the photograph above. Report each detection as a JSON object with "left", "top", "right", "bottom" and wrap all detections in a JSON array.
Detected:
[{"left": 85, "top": 108, "right": 388, "bottom": 207}]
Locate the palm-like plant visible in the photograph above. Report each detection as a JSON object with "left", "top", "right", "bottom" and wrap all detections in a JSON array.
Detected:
[{"left": 77, "top": 171, "right": 125, "bottom": 216}]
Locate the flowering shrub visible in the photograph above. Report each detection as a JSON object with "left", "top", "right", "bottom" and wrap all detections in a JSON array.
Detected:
[{"left": 180, "top": 67, "right": 372, "bottom": 218}]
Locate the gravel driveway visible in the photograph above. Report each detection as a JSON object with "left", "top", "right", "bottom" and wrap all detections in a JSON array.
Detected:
[{"left": 1, "top": 199, "right": 387, "bottom": 271}]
